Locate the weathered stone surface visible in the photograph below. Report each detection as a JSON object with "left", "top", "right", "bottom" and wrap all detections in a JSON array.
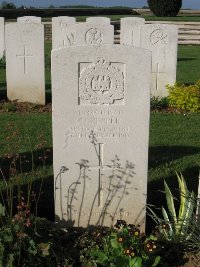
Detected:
[
  {"left": 52, "top": 18, "right": 114, "bottom": 48},
  {"left": 72, "top": 22, "right": 114, "bottom": 45},
  {"left": 52, "top": 44, "right": 151, "bottom": 229},
  {"left": 52, "top": 16, "right": 76, "bottom": 49},
  {"left": 140, "top": 24, "right": 178, "bottom": 97},
  {"left": 120, "top": 17, "right": 145, "bottom": 47},
  {"left": 17, "top": 16, "right": 41, "bottom": 23},
  {"left": 86, "top": 17, "right": 111, "bottom": 25},
  {"left": 5, "top": 23, "right": 45, "bottom": 104},
  {"left": 0, "top": 17, "right": 5, "bottom": 58}
]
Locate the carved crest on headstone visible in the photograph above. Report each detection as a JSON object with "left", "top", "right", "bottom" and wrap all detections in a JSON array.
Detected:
[
  {"left": 85, "top": 28, "right": 103, "bottom": 44},
  {"left": 79, "top": 58, "right": 124, "bottom": 105},
  {"left": 150, "top": 28, "right": 168, "bottom": 46}
]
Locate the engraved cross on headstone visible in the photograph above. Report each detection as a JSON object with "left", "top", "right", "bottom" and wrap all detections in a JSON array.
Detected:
[
  {"left": 62, "top": 39, "right": 66, "bottom": 47},
  {"left": 152, "top": 46, "right": 165, "bottom": 92},
  {"left": 89, "top": 143, "right": 110, "bottom": 207},
  {"left": 16, "top": 45, "right": 33, "bottom": 74},
  {"left": 153, "top": 63, "right": 159, "bottom": 91}
]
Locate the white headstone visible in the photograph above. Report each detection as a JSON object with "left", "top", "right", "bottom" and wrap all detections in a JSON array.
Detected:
[
  {"left": 6, "top": 23, "right": 45, "bottom": 104},
  {"left": 52, "top": 44, "right": 151, "bottom": 229},
  {"left": 17, "top": 16, "right": 41, "bottom": 23},
  {"left": 72, "top": 22, "right": 114, "bottom": 45},
  {"left": 140, "top": 24, "right": 178, "bottom": 97},
  {"left": 52, "top": 16, "right": 76, "bottom": 49},
  {"left": 86, "top": 17, "right": 111, "bottom": 25},
  {"left": 0, "top": 17, "right": 5, "bottom": 58},
  {"left": 120, "top": 17, "right": 145, "bottom": 47}
]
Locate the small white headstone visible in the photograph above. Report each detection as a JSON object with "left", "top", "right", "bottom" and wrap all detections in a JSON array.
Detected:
[
  {"left": 52, "top": 16, "right": 76, "bottom": 49},
  {"left": 17, "top": 16, "right": 41, "bottom": 23},
  {"left": 86, "top": 17, "right": 111, "bottom": 25},
  {"left": 52, "top": 44, "right": 151, "bottom": 228},
  {"left": 120, "top": 17, "right": 145, "bottom": 47},
  {"left": 0, "top": 17, "right": 5, "bottom": 58},
  {"left": 140, "top": 24, "right": 178, "bottom": 97},
  {"left": 5, "top": 23, "right": 45, "bottom": 104}
]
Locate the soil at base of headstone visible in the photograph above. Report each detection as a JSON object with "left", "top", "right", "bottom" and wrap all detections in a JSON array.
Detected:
[
  {"left": 0, "top": 99, "right": 52, "bottom": 113},
  {"left": 0, "top": 99, "right": 191, "bottom": 114}
]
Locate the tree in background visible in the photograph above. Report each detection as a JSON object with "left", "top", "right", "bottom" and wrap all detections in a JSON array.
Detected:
[
  {"left": 1, "top": 1, "right": 16, "bottom": 9},
  {"left": 147, "top": 0, "right": 182, "bottom": 16}
]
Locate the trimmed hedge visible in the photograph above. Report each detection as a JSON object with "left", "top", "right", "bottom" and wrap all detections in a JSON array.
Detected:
[
  {"left": 0, "top": 8, "right": 138, "bottom": 19},
  {"left": 147, "top": 0, "right": 182, "bottom": 17}
]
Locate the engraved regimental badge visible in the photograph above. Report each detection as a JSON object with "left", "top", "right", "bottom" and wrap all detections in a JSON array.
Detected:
[
  {"left": 150, "top": 28, "right": 168, "bottom": 46},
  {"left": 79, "top": 58, "right": 124, "bottom": 105}
]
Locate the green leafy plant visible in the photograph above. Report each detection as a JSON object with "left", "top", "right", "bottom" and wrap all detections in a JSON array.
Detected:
[
  {"left": 167, "top": 81, "right": 200, "bottom": 112},
  {"left": 150, "top": 96, "right": 169, "bottom": 111},
  {"left": 0, "top": 200, "right": 52, "bottom": 267},
  {"left": 148, "top": 173, "right": 197, "bottom": 244},
  {"left": 80, "top": 221, "right": 161, "bottom": 267}
]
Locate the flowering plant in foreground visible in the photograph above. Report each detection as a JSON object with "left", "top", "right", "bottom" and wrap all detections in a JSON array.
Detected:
[
  {"left": 0, "top": 199, "right": 51, "bottom": 267},
  {"left": 80, "top": 220, "right": 161, "bottom": 267}
]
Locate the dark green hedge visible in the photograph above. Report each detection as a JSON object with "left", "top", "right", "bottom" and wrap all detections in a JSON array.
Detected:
[
  {"left": 0, "top": 8, "right": 138, "bottom": 19},
  {"left": 147, "top": 0, "right": 182, "bottom": 16}
]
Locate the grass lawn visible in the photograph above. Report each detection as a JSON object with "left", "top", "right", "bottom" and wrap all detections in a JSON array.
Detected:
[
  {"left": 40, "top": 15, "right": 200, "bottom": 22},
  {"left": 0, "top": 112, "right": 200, "bottom": 219},
  {"left": 177, "top": 45, "right": 200, "bottom": 84},
  {"left": 0, "top": 27, "right": 200, "bottom": 220},
  {"left": 144, "top": 16, "right": 200, "bottom": 22}
]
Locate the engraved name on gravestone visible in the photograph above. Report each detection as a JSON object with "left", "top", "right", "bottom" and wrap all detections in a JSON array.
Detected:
[
  {"left": 140, "top": 24, "right": 178, "bottom": 97},
  {"left": 6, "top": 21, "right": 45, "bottom": 104},
  {"left": 17, "top": 16, "right": 41, "bottom": 23},
  {"left": 52, "top": 44, "right": 151, "bottom": 228},
  {"left": 120, "top": 17, "right": 145, "bottom": 47},
  {"left": 52, "top": 17, "right": 76, "bottom": 49},
  {"left": 0, "top": 17, "right": 5, "bottom": 58}
]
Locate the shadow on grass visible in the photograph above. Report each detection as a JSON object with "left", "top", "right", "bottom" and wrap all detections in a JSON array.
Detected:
[
  {"left": 45, "top": 83, "right": 52, "bottom": 103},
  {"left": 149, "top": 145, "right": 200, "bottom": 169},
  {"left": 1, "top": 144, "right": 199, "bottom": 228},
  {"left": 0, "top": 147, "right": 53, "bottom": 178},
  {"left": 0, "top": 86, "right": 7, "bottom": 100},
  {"left": 0, "top": 147, "right": 54, "bottom": 220},
  {"left": 177, "top": 57, "right": 198, "bottom": 62},
  {"left": 0, "top": 174, "right": 55, "bottom": 221}
]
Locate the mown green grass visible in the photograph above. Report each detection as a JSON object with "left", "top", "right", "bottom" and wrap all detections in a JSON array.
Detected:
[
  {"left": 144, "top": 16, "right": 200, "bottom": 22},
  {"left": 149, "top": 113, "right": 200, "bottom": 182},
  {"left": 40, "top": 15, "right": 200, "bottom": 22},
  {"left": 0, "top": 112, "right": 199, "bottom": 210},
  {"left": 1, "top": 29, "right": 200, "bottom": 217},
  {"left": 177, "top": 45, "right": 200, "bottom": 84},
  {"left": 0, "top": 113, "right": 52, "bottom": 157}
]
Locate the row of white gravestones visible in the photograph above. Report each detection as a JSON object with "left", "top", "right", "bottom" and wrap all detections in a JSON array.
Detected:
[
  {"left": 0, "top": 17, "right": 5, "bottom": 58},
  {"left": 52, "top": 16, "right": 178, "bottom": 97},
  {"left": 121, "top": 17, "right": 178, "bottom": 97},
  {"left": 5, "top": 17, "right": 45, "bottom": 105},
  {"left": 52, "top": 16, "right": 114, "bottom": 49},
  {"left": 2, "top": 16, "right": 178, "bottom": 105},
  {"left": 52, "top": 17, "right": 151, "bottom": 229}
]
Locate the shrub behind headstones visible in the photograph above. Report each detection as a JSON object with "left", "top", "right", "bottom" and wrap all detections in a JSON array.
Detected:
[{"left": 147, "top": 0, "right": 182, "bottom": 17}]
